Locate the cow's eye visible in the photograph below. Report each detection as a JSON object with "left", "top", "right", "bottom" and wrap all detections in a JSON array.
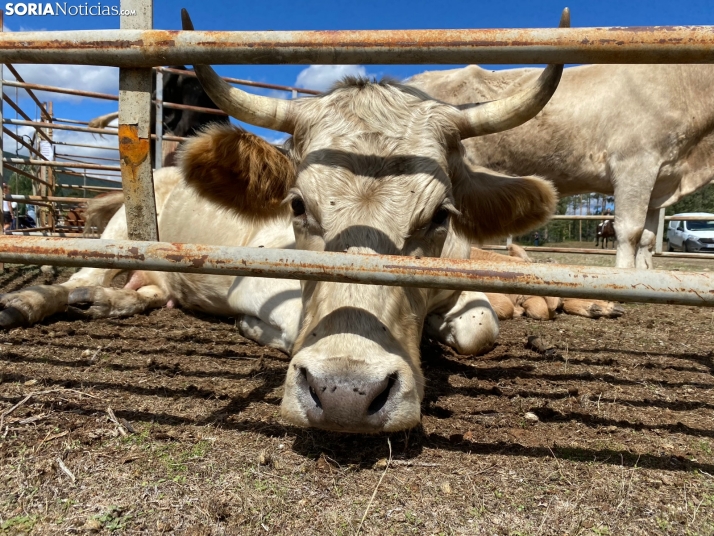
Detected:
[
  {"left": 291, "top": 197, "right": 306, "bottom": 217},
  {"left": 431, "top": 207, "right": 450, "bottom": 226}
]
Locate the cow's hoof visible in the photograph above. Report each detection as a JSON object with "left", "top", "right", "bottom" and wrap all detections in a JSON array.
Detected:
[
  {"left": 68, "top": 287, "right": 111, "bottom": 318},
  {"left": 0, "top": 306, "right": 27, "bottom": 329}
]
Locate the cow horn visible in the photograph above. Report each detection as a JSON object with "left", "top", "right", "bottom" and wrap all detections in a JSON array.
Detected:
[
  {"left": 456, "top": 8, "right": 569, "bottom": 139},
  {"left": 181, "top": 9, "right": 296, "bottom": 134}
]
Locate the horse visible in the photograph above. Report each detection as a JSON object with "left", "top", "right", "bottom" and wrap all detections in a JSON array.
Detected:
[{"left": 595, "top": 219, "right": 616, "bottom": 249}]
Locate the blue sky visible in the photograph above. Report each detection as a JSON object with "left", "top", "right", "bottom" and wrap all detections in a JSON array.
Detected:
[{"left": 3, "top": 0, "right": 714, "bottom": 176}]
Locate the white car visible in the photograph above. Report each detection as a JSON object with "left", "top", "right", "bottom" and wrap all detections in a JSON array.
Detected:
[{"left": 667, "top": 212, "right": 714, "bottom": 253}]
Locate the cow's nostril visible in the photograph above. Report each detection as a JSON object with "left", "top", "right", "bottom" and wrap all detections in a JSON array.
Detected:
[
  {"left": 367, "top": 374, "right": 397, "bottom": 415},
  {"left": 308, "top": 385, "right": 322, "bottom": 409}
]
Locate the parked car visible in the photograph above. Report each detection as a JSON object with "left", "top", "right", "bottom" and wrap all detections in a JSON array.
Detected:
[{"left": 667, "top": 212, "right": 714, "bottom": 252}]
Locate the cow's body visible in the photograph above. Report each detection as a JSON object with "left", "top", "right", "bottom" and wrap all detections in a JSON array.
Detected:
[{"left": 409, "top": 64, "right": 714, "bottom": 268}]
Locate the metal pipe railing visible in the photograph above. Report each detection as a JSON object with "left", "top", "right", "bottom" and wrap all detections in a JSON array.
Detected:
[
  {"left": 4, "top": 158, "right": 121, "bottom": 171},
  {"left": 7, "top": 194, "right": 90, "bottom": 204},
  {"left": 156, "top": 66, "right": 321, "bottom": 96},
  {"left": 3, "top": 118, "right": 187, "bottom": 141},
  {"left": 2, "top": 26, "right": 714, "bottom": 66},
  {"left": 0, "top": 237, "right": 712, "bottom": 306}
]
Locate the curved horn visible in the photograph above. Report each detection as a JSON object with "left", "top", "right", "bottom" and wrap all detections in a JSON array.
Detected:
[
  {"left": 181, "top": 9, "right": 296, "bottom": 134},
  {"left": 457, "top": 8, "right": 569, "bottom": 139}
]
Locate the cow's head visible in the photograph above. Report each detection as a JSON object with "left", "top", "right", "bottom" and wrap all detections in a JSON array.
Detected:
[{"left": 179, "top": 9, "right": 565, "bottom": 433}]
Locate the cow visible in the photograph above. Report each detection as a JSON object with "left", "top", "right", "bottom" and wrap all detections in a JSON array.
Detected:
[
  {"left": 0, "top": 8, "right": 570, "bottom": 433},
  {"left": 408, "top": 64, "right": 714, "bottom": 269},
  {"left": 89, "top": 66, "right": 230, "bottom": 166}
]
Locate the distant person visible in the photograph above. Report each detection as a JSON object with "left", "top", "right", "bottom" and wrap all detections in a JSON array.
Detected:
[
  {"left": 533, "top": 231, "right": 540, "bottom": 246},
  {"left": 10, "top": 202, "right": 18, "bottom": 230},
  {"left": 25, "top": 205, "right": 36, "bottom": 228},
  {"left": 2, "top": 184, "right": 13, "bottom": 233}
]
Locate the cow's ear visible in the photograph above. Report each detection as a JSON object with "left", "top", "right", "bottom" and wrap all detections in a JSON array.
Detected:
[
  {"left": 450, "top": 161, "right": 557, "bottom": 242},
  {"left": 178, "top": 124, "right": 295, "bottom": 219}
]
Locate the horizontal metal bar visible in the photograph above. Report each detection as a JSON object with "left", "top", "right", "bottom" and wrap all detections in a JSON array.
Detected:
[
  {"left": 53, "top": 141, "right": 119, "bottom": 151},
  {"left": 6, "top": 226, "right": 53, "bottom": 232},
  {"left": 0, "top": 237, "right": 712, "bottom": 306},
  {"left": 3, "top": 79, "right": 118, "bottom": 101},
  {"left": 3, "top": 119, "right": 187, "bottom": 142},
  {"left": 2, "top": 26, "right": 714, "bottom": 66},
  {"left": 57, "top": 183, "right": 121, "bottom": 191},
  {"left": 7, "top": 194, "right": 88, "bottom": 204},
  {"left": 4, "top": 162, "right": 52, "bottom": 188},
  {"left": 156, "top": 66, "right": 321, "bottom": 95},
  {"left": 481, "top": 245, "right": 616, "bottom": 255},
  {"left": 664, "top": 215, "right": 714, "bottom": 221},
  {"left": 159, "top": 100, "right": 227, "bottom": 116},
  {"left": 550, "top": 215, "right": 714, "bottom": 221},
  {"left": 55, "top": 152, "right": 120, "bottom": 163},
  {"left": 4, "top": 231, "right": 88, "bottom": 237},
  {"left": 4, "top": 158, "right": 120, "bottom": 171}
]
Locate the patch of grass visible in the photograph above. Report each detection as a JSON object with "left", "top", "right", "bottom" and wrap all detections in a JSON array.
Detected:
[
  {"left": 0, "top": 514, "right": 37, "bottom": 533},
  {"left": 93, "top": 505, "right": 133, "bottom": 532}
]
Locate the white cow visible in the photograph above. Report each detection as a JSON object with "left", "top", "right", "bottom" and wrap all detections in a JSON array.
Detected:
[{"left": 409, "top": 64, "right": 714, "bottom": 269}]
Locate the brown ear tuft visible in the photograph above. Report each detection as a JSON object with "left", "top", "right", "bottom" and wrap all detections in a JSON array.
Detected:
[
  {"left": 452, "top": 163, "right": 557, "bottom": 242},
  {"left": 178, "top": 124, "right": 295, "bottom": 219}
]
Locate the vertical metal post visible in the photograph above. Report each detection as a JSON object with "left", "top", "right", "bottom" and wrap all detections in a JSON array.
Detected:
[
  {"left": 44, "top": 101, "right": 55, "bottom": 233},
  {"left": 118, "top": 0, "right": 158, "bottom": 241},
  {"left": 292, "top": 89, "right": 297, "bottom": 99},
  {"left": 154, "top": 69, "right": 163, "bottom": 170},
  {"left": 655, "top": 207, "right": 666, "bottom": 254},
  {"left": 506, "top": 236, "right": 512, "bottom": 246}
]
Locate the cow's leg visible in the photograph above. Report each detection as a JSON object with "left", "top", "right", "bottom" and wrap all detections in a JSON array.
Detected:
[
  {"left": 561, "top": 298, "right": 625, "bottom": 318},
  {"left": 425, "top": 291, "right": 499, "bottom": 356},
  {"left": 226, "top": 276, "right": 302, "bottom": 354},
  {"left": 0, "top": 266, "right": 124, "bottom": 329},
  {"left": 67, "top": 280, "right": 170, "bottom": 319},
  {"left": 635, "top": 207, "right": 659, "bottom": 269},
  {"left": 612, "top": 170, "right": 655, "bottom": 268}
]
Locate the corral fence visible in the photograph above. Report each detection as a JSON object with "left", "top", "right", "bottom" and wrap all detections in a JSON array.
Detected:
[
  {"left": 0, "top": 0, "right": 713, "bottom": 307},
  {"left": 484, "top": 213, "right": 714, "bottom": 259},
  {"left": 1, "top": 63, "right": 318, "bottom": 237}
]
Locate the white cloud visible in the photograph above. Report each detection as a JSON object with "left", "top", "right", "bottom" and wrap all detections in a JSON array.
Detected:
[
  {"left": 6, "top": 64, "right": 118, "bottom": 103},
  {"left": 295, "top": 65, "right": 370, "bottom": 92}
]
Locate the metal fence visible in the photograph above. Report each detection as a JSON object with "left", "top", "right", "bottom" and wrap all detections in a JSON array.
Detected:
[
  {"left": 483, "top": 213, "right": 714, "bottom": 260},
  {"left": 0, "top": 0, "right": 713, "bottom": 308},
  {"left": 1, "top": 55, "right": 319, "bottom": 237}
]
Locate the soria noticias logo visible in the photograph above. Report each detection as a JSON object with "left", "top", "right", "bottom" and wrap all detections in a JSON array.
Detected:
[{"left": 4, "top": 3, "right": 135, "bottom": 15}]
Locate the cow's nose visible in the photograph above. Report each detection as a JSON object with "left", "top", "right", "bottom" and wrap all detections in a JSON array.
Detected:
[{"left": 298, "top": 366, "right": 397, "bottom": 432}]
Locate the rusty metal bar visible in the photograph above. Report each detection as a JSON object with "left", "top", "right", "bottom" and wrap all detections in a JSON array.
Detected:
[
  {"left": 3, "top": 231, "right": 87, "bottom": 237},
  {"left": 156, "top": 66, "right": 321, "bottom": 95},
  {"left": 55, "top": 152, "right": 121, "bottom": 163},
  {"left": 7, "top": 194, "right": 89, "bottom": 204},
  {"left": 4, "top": 158, "right": 121, "bottom": 171},
  {"left": 0, "top": 237, "right": 712, "bottom": 306},
  {"left": 159, "top": 100, "right": 227, "bottom": 116},
  {"left": 3, "top": 26, "right": 714, "bottom": 66},
  {"left": 4, "top": 163, "right": 52, "bottom": 188},
  {"left": 57, "top": 183, "right": 121, "bottom": 191},
  {"left": 53, "top": 140, "right": 119, "bottom": 151},
  {"left": 2, "top": 127, "right": 47, "bottom": 159},
  {"left": 3, "top": 118, "right": 186, "bottom": 142},
  {"left": 118, "top": 0, "right": 158, "bottom": 242},
  {"left": 2, "top": 94, "right": 52, "bottom": 142},
  {"left": 481, "top": 245, "right": 617, "bottom": 255},
  {"left": 4, "top": 65, "right": 50, "bottom": 118},
  {"left": 664, "top": 215, "right": 714, "bottom": 221},
  {"left": 2, "top": 79, "right": 118, "bottom": 101},
  {"left": 480, "top": 244, "right": 714, "bottom": 260}
]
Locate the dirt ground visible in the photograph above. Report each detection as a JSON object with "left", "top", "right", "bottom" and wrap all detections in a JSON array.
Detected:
[{"left": 0, "top": 264, "right": 713, "bottom": 535}]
